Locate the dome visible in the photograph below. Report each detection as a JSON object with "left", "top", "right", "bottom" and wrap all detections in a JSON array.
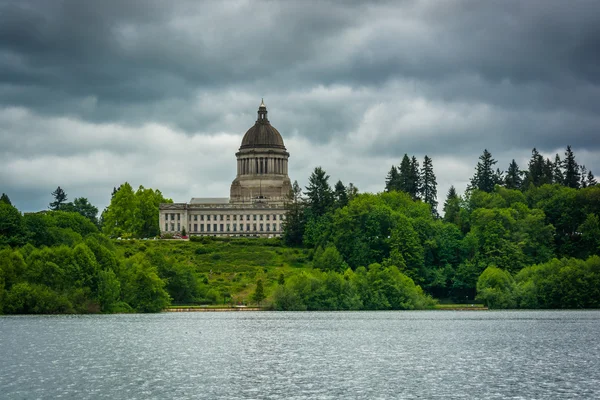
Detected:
[{"left": 239, "top": 101, "right": 286, "bottom": 150}]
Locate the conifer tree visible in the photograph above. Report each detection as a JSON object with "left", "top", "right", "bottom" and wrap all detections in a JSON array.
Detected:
[
  {"left": 408, "top": 156, "right": 421, "bottom": 199},
  {"left": 587, "top": 170, "right": 597, "bottom": 186},
  {"left": 0, "top": 193, "right": 11, "bottom": 205},
  {"left": 283, "top": 180, "right": 306, "bottom": 246},
  {"left": 504, "top": 159, "right": 522, "bottom": 190},
  {"left": 346, "top": 183, "right": 359, "bottom": 201},
  {"left": 580, "top": 165, "right": 588, "bottom": 188},
  {"left": 469, "top": 149, "right": 500, "bottom": 193},
  {"left": 49, "top": 186, "right": 68, "bottom": 210},
  {"left": 385, "top": 165, "right": 400, "bottom": 192},
  {"left": 420, "top": 155, "right": 437, "bottom": 215},
  {"left": 443, "top": 186, "right": 461, "bottom": 225},
  {"left": 526, "top": 148, "right": 545, "bottom": 187},
  {"left": 542, "top": 158, "right": 554, "bottom": 185},
  {"left": 553, "top": 154, "right": 564, "bottom": 185},
  {"left": 563, "top": 145, "right": 580, "bottom": 188},
  {"left": 304, "top": 167, "right": 333, "bottom": 217},
  {"left": 333, "top": 180, "right": 349, "bottom": 209},
  {"left": 398, "top": 154, "right": 412, "bottom": 193}
]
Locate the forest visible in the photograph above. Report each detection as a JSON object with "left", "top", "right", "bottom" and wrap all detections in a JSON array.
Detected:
[{"left": 0, "top": 145, "right": 598, "bottom": 313}]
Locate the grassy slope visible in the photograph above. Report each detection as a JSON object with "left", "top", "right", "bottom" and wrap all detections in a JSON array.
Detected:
[{"left": 113, "top": 238, "right": 313, "bottom": 305}]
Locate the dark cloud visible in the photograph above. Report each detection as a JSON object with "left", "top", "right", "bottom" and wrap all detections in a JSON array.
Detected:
[{"left": 0, "top": 0, "right": 599, "bottom": 212}]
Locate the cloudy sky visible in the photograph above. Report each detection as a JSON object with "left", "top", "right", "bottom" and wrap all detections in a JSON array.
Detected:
[{"left": 1, "top": 0, "right": 599, "bottom": 214}]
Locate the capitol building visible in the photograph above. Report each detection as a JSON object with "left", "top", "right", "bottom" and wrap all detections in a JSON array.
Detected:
[{"left": 159, "top": 100, "right": 291, "bottom": 237}]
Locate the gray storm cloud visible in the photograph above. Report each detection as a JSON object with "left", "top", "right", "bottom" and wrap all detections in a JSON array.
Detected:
[{"left": 0, "top": 0, "right": 599, "bottom": 212}]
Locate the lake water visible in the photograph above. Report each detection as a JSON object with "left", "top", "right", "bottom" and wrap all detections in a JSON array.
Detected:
[{"left": 1, "top": 311, "right": 599, "bottom": 399}]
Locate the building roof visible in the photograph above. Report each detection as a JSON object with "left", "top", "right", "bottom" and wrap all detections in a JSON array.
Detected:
[
  {"left": 189, "top": 197, "right": 230, "bottom": 204},
  {"left": 240, "top": 101, "right": 286, "bottom": 150}
]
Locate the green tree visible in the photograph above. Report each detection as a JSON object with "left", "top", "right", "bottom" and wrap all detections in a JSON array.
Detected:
[
  {"left": 563, "top": 145, "right": 580, "bottom": 189},
  {"left": 443, "top": 186, "right": 461, "bottom": 225},
  {"left": 469, "top": 149, "right": 501, "bottom": 193},
  {"left": 408, "top": 156, "right": 421, "bottom": 200},
  {"left": 283, "top": 180, "right": 306, "bottom": 246},
  {"left": 97, "top": 269, "right": 121, "bottom": 312},
  {"left": 0, "top": 202, "right": 26, "bottom": 247},
  {"left": 333, "top": 180, "right": 349, "bottom": 209},
  {"left": 49, "top": 186, "right": 68, "bottom": 211},
  {"left": 314, "top": 244, "right": 345, "bottom": 272},
  {"left": 504, "top": 159, "right": 523, "bottom": 190},
  {"left": 476, "top": 266, "right": 516, "bottom": 309},
  {"left": 304, "top": 167, "right": 333, "bottom": 217},
  {"left": 102, "top": 182, "right": 137, "bottom": 237},
  {"left": 385, "top": 165, "right": 400, "bottom": 192},
  {"left": 420, "top": 155, "right": 437, "bottom": 215},
  {"left": 72, "top": 197, "right": 99, "bottom": 226},
  {"left": 398, "top": 154, "right": 412, "bottom": 194},
  {"left": 0, "top": 193, "right": 11, "bottom": 205},
  {"left": 553, "top": 154, "right": 564, "bottom": 185},
  {"left": 252, "top": 279, "right": 266, "bottom": 305},
  {"left": 587, "top": 170, "right": 597, "bottom": 186}
]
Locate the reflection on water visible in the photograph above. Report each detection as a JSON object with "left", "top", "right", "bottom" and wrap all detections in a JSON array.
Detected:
[{"left": 1, "top": 311, "right": 599, "bottom": 399}]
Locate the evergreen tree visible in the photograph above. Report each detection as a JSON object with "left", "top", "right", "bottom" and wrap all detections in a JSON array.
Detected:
[
  {"left": 542, "top": 158, "right": 554, "bottom": 185},
  {"left": 587, "top": 170, "right": 597, "bottom": 186},
  {"left": 304, "top": 167, "right": 333, "bottom": 217},
  {"left": 563, "top": 145, "right": 580, "bottom": 188},
  {"left": 72, "top": 197, "right": 99, "bottom": 226},
  {"left": 443, "top": 186, "right": 461, "bottom": 225},
  {"left": 526, "top": 148, "right": 545, "bottom": 187},
  {"left": 0, "top": 193, "right": 11, "bottom": 205},
  {"left": 420, "top": 155, "right": 437, "bottom": 215},
  {"left": 469, "top": 149, "right": 500, "bottom": 192},
  {"left": 283, "top": 180, "right": 306, "bottom": 246},
  {"left": 385, "top": 165, "right": 400, "bottom": 192},
  {"left": 333, "top": 180, "right": 349, "bottom": 209},
  {"left": 49, "top": 186, "right": 68, "bottom": 211},
  {"left": 398, "top": 154, "right": 412, "bottom": 194},
  {"left": 504, "top": 159, "right": 522, "bottom": 190},
  {"left": 553, "top": 154, "right": 564, "bottom": 185},
  {"left": 347, "top": 183, "right": 359, "bottom": 202},
  {"left": 408, "top": 156, "right": 421, "bottom": 199},
  {"left": 252, "top": 279, "right": 265, "bottom": 305},
  {"left": 580, "top": 165, "right": 588, "bottom": 188}
]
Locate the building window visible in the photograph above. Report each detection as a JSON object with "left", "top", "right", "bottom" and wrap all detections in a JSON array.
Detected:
[
  {"left": 207, "top": 215, "right": 211, "bottom": 221},
  {"left": 253, "top": 215, "right": 257, "bottom": 221},
  {"left": 214, "top": 224, "right": 217, "bottom": 232},
  {"left": 220, "top": 215, "right": 224, "bottom": 221},
  {"left": 260, "top": 223, "right": 264, "bottom": 231},
  {"left": 259, "top": 215, "right": 263, "bottom": 221},
  {"left": 177, "top": 223, "right": 180, "bottom": 231},
  {"left": 189, "top": 224, "right": 191, "bottom": 232},
  {"left": 194, "top": 224, "right": 198, "bottom": 231},
  {"left": 266, "top": 215, "right": 270, "bottom": 221},
  {"left": 253, "top": 224, "right": 257, "bottom": 231},
  {"left": 267, "top": 224, "right": 270, "bottom": 232},
  {"left": 233, "top": 215, "right": 237, "bottom": 221},
  {"left": 220, "top": 224, "right": 224, "bottom": 232},
  {"left": 165, "top": 223, "right": 168, "bottom": 231},
  {"left": 239, "top": 224, "right": 243, "bottom": 232},
  {"left": 201, "top": 224, "right": 205, "bottom": 232},
  {"left": 226, "top": 215, "right": 230, "bottom": 221},
  {"left": 207, "top": 224, "right": 211, "bottom": 232},
  {"left": 177, "top": 214, "right": 180, "bottom": 221},
  {"left": 170, "top": 213, "right": 174, "bottom": 220},
  {"left": 201, "top": 215, "right": 204, "bottom": 221},
  {"left": 226, "top": 224, "right": 230, "bottom": 232},
  {"left": 273, "top": 223, "right": 277, "bottom": 231},
  {"left": 246, "top": 215, "right": 250, "bottom": 221},
  {"left": 246, "top": 223, "right": 250, "bottom": 231},
  {"left": 194, "top": 215, "right": 198, "bottom": 221}
]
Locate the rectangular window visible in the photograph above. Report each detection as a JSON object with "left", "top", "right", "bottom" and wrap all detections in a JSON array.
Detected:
[
  {"left": 239, "top": 224, "right": 243, "bottom": 232},
  {"left": 177, "top": 223, "right": 180, "bottom": 231},
  {"left": 273, "top": 223, "right": 277, "bottom": 231},
  {"left": 246, "top": 224, "right": 250, "bottom": 231},
  {"left": 233, "top": 215, "right": 237, "bottom": 221},
  {"left": 207, "top": 224, "right": 211, "bottom": 232},
  {"left": 220, "top": 224, "right": 224, "bottom": 232},
  {"left": 260, "top": 214, "right": 263, "bottom": 221},
  {"left": 266, "top": 215, "right": 270, "bottom": 221},
  {"left": 170, "top": 213, "right": 174, "bottom": 220},
  {"left": 260, "top": 223, "right": 264, "bottom": 231},
  {"left": 253, "top": 215, "right": 257, "bottom": 221},
  {"left": 267, "top": 224, "right": 270, "bottom": 232},
  {"left": 201, "top": 215, "right": 204, "bottom": 221},
  {"left": 226, "top": 215, "right": 230, "bottom": 221},
  {"left": 220, "top": 215, "right": 224, "bottom": 221},
  {"left": 233, "top": 224, "right": 237, "bottom": 232},
  {"left": 170, "top": 223, "right": 174, "bottom": 231},
  {"left": 226, "top": 224, "right": 230, "bottom": 232},
  {"left": 177, "top": 214, "right": 180, "bottom": 221},
  {"left": 194, "top": 224, "right": 198, "bottom": 231},
  {"left": 247, "top": 215, "right": 250, "bottom": 221},
  {"left": 165, "top": 223, "right": 168, "bottom": 231},
  {"left": 207, "top": 215, "right": 211, "bottom": 221},
  {"left": 201, "top": 224, "right": 205, "bottom": 232},
  {"left": 253, "top": 224, "right": 257, "bottom": 231},
  {"left": 214, "top": 224, "right": 217, "bottom": 232},
  {"left": 194, "top": 215, "right": 198, "bottom": 221}
]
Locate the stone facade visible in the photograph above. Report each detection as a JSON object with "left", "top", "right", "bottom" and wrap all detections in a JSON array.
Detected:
[{"left": 159, "top": 100, "right": 290, "bottom": 238}]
